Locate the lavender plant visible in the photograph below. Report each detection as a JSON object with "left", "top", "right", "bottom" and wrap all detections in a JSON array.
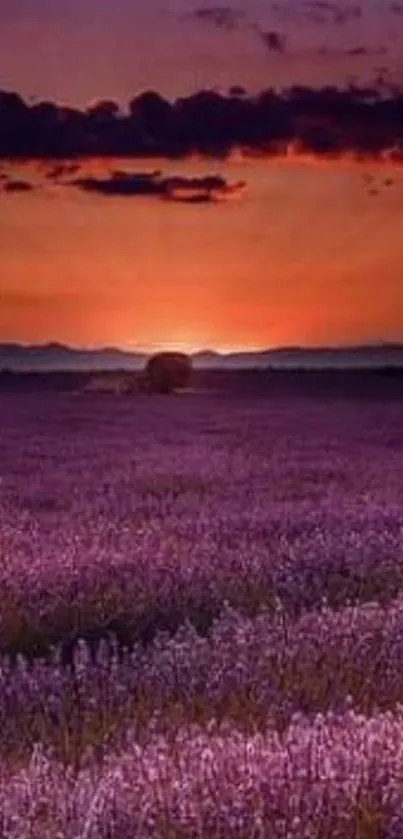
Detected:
[
  {"left": 1, "top": 388, "right": 403, "bottom": 836},
  {"left": 2, "top": 712, "right": 403, "bottom": 838},
  {"left": 1, "top": 392, "right": 403, "bottom": 659}
]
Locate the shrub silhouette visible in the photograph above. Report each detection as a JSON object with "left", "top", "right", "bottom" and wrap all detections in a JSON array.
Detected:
[{"left": 145, "top": 351, "right": 193, "bottom": 394}]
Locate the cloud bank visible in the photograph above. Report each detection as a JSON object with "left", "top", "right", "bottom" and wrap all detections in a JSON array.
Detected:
[
  {"left": 189, "top": 6, "right": 246, "bottom": 31},
  {"left": 0, "top": 85, "right": 403, "bottom": 162},
  {"left": 71, "top": 171, "right": 247, "bottom": 202},
  {"left": 3, "top": 178, "right": 34, "bottom": 192}
]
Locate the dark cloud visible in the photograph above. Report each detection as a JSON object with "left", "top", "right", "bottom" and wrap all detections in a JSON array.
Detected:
[
  {"left": 71, "top": 170, "right": 247, "bottom": 203},
  {"left": 347, "top": 46, "right": 375, "bottom": 57},
  {"left": 258, "top": 30, "right": 287, "bottom": 54},
  {"left": 3, "top": 179, "right": 34, "bottom": 192},
  {"left": 319, "top": 45, "right": 388, "bottom": 58},
  {"left": 1, "top": 85, "right": 403, "bottom": 163},
  {"left": 166, "top": 174, "right": 247, "bottom": 202},
  {"left": 228, "top": 85, "right": 248, "bottom": 97},
  {"left": 390, "top": 2, "right": 403, "bottom": 14},
  {"left": 359, "top": 171, "right": 397, "bottom": 196},
  {"left": 353, "top": 45, "right": 387, "bottom": 57},
  {"left": 86, "top": 100, "right": 122, "bottom": 119},
  {"left": 187, "top": 7, "right": 287, "bottom": 57},
  {"left": 267, "top": 1, "right": 362, "bottom": 25},
  {"left": 305, "top": 1, "right": 362, "bottom": 25},
  {"left": 187, "top": 5, "right": 245, "bottom": 31},
  {"left": 72, "top": 170, "right": 163, "bottom": 197}
]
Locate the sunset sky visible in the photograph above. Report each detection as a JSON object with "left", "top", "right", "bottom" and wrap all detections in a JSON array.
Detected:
[{"left": 1, "top": 0, "right": 403, "bottom": 351}]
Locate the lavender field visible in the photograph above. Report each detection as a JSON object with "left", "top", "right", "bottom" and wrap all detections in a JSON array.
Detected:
[{"left": 1, "top": 385, "right": 403, "bottom": 837}]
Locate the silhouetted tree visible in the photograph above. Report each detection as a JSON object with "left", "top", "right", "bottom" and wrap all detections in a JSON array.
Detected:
[{"left": 145, "top": 351, "right": 193, "bottom": 393}]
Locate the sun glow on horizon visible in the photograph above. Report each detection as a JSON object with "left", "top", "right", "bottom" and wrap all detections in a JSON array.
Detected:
[{"left": 125, "top": 339, "right": 271, "bottom": 355}]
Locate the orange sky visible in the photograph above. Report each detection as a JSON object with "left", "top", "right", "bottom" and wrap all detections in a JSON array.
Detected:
[
  {"left": 1, "top": 1, "right": 403, "bottom": 349},
  {"left": 1, "top": 155, "right": 403, "bottom": 350}
]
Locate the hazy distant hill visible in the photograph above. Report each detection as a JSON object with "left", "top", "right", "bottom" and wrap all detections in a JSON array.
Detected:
[
  {"left": 2, "top": 342, "right": 403, "bottom": 371},
  {"left": 0, "top": 343, "right": 145, "bottom": 372}
]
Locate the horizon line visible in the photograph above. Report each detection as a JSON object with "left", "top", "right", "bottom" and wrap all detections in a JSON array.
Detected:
[{"left": 1, "top": 340, "right": 403, "bottom": 356}]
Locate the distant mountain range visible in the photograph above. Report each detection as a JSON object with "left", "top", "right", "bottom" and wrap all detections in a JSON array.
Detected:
[{"left": 2, "top": 342, "right": 403, "bottom": 371}]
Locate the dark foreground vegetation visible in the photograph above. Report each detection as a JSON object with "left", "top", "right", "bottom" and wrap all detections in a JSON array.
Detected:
[
  {"left": 1, "top": 364, "right": 403, "bottom": 398},
  {"left": 1, "top": 380, "right": 403, "bottom": 836}
]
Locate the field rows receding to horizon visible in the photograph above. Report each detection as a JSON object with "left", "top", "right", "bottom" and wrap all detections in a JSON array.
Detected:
[{"left": 1, "top": 387, "right": 403, "bottom": 836}]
